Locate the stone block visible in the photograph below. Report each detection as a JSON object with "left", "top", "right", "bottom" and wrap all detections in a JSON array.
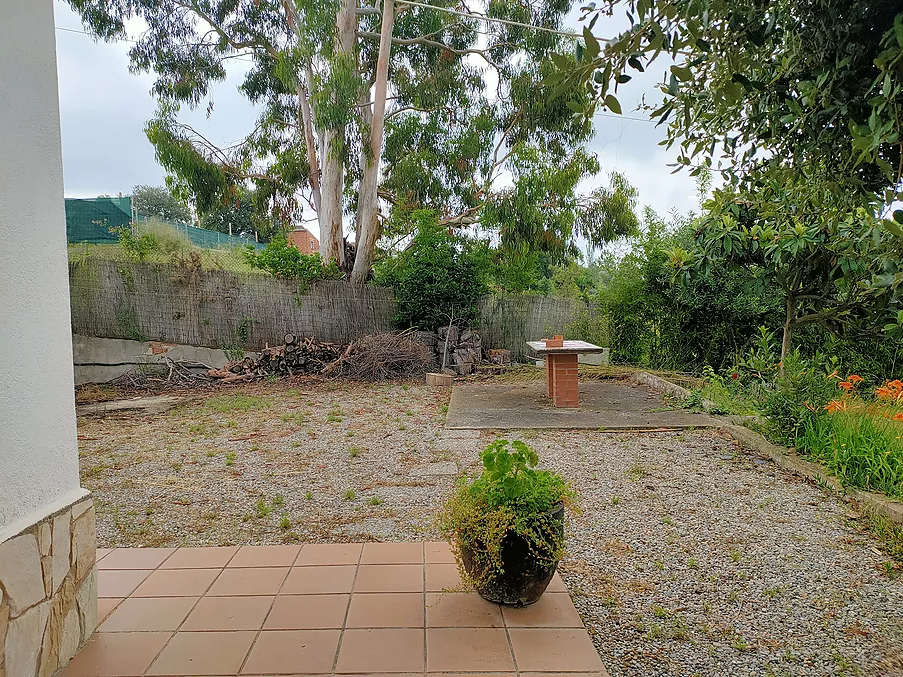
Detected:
[
  {"left": 0, "top": 599, "right": 9, "bottom": 660},
  {"left": 51, "top": 511, "right": 71, "bottom": 593},
  {"left": 38, "top": 573, "right": 75, "bottom": 677},
  {"left": 71, "top": 498, "right": 93, "bottom": 520},
  {"left": 36, "top": 524, "right": 51, "bottom": 558},
  {"left": 426, "top": 372, "right": 454, "bottom": 387},
  {"left": 5, "top": 600, "right": 49, "bottom": 677},
  {"left": 75, "top": 568, "right": 97, "bottom": 643},
  {"left": 40, "top": 557, "right": 52, "bottom": 598},
  {"left": 70, "top": 509, "right": 96, "bottom": 582},
  {"left": 0, "top": 534, "right": 45, "bottom": 616},
  {"left": 59, "top": 608, "right": 81, "bottom": 668}
]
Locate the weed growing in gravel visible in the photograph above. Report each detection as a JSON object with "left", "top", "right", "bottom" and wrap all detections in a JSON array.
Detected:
[
  {"left": 349, "top": 446, "right": 361, "bottom": 458},
  {"left": 730, "top": 548, "right": 742, "bottom": 563},
  {"left": 344, "top": 489, "right": 357, "bottom": 501},
  {"left": 273, "top": 493, "right": 285, "bottom": 507},
  {"left": 627, "top": 461, "right": 650, "bottom": 481},
  {"left": 652, "top": 605, "right": 669, "bottom": 618},
  {"left": 368, "top": 496, "right": 384, "bottom": 506},
  {"left": 281, "top": 412, "right": 306, "bottom": 425},
  {"left": 399, "top": 424, "right": 407, "bottom": 430},
  {"left": 205, "top": 394, "right": 271, "bottom": 413},
  {"left": 611, "top": 495, "right": 621, "bottom": 505},
  {"left": 662, "top": 516, "right": 674, "bottom": 525},
  {"left": 687, "top": 558, "right": 699, "bottom": 568},
  {"left": 225, "top": 451, "right": 236, "bottom": 466},
  {"left": 327, "top": 408, "right": 345, "bottom": 423},
  {"left": 305, "top": 491, "right": 314, "bottom": 500},
  {"left": 764, "top": 586, "right": 783, "bottom": 598},
  {"left": 405, "top": 410, "right": 413, "bottom": 416},
  {"left": 206, "top": 450, "right": 216, "bottom": 457},
  {"left": 279, "top": 515, "right": 291, "bottom": 529},
  {"left": 255, "top": 499, "right": 271, "bottom": 517}
]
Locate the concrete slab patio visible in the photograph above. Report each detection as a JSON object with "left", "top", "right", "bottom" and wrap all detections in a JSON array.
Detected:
[
  {"left": 62, "top": 542, "right": 609, "bottom": 677},
  {"left": 445, "top": 380, "right": 719, "bottom": 430}
]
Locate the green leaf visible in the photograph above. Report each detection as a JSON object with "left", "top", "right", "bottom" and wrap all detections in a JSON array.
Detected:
[
  {"left": 583, "top": 27, "right": 601, "bottom": 59},
  {"left": 894, "top": 209, "right": 903, "bottom": 224},
  {"left": 882, "top": 218, "right": 903, "bottom": 237},
  {"left": 604, "top": 94, "right": 622, "bottom": 114},
  {"left": 617, "top": 74, "right": 632, "bottom": 84},
  {"left": 627, "top": 56, "right": 644, "bottom": 72},
  {"left": 566, "top": 100, "right": 585, "bottom": 113},
  {"left": 670, "top": 65, "right": 693, "bottom": 82}
]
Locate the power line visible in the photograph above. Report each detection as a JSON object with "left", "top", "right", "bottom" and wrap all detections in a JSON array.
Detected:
[
  {"left": 395, "top": 0, "right": 600, "bottom": 40},
  {"left": 595, "top": 111, "right": 654, "bottom": 124}
]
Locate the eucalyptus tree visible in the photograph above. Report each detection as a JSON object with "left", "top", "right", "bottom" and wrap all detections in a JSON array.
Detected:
[{"left": 67, "top": 0, "right": 637, "bottom": 285}]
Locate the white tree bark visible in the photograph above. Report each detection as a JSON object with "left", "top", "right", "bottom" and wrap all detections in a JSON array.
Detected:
[
  {"left": 350, "top": 0, "right": 395, "bottom": 285},
  {"left": 318, "top": 0, "right": 358, "bottom": 267}
]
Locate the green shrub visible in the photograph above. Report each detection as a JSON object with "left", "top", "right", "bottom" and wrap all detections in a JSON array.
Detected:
[
  {"left": 137, "top": 218, "right": 190, "bottom": 254},
  {"left": 243, "top": 238, "right": 342, "bottom": 288},
  {"left": 797, "top": 412, "right": 903, "bottom": 498},
  {"left": 437, "top": 439, "right": 576, "bottom": 589},
  {"left": 761, "top": 352, "right": 839, "bottom": 443},
  {"left": 112, "top": 225, "right": 157, "bottom": 262},
  {"left": 375, "top": 210, "right": 487, "bottom": 330}
]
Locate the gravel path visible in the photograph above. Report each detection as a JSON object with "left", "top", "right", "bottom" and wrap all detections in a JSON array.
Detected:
[{"left": 77, "top": 378, "right": 903, "bottom": 676}]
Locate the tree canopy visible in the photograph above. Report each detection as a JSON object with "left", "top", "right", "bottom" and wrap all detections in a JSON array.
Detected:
[
  {"left": 131, "top": 184, "right": 193, "bottom": 223},
  {"left": 67, "top": 0, "right": 638, "bottom": 284}
]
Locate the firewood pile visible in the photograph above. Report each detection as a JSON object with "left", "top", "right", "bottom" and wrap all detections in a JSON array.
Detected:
[
  {"left": 207, "top": 332, "right": 433, "bottom": 382},
  {"left": 413, "top": 326, "right": 483, "bottom": 375}
]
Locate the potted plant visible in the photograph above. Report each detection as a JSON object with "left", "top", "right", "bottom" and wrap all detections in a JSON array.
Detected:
[{"left": 437, "top": 438, "right": 577, "bottom": 606}]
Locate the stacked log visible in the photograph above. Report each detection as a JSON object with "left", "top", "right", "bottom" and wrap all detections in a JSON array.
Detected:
[
  {"left": 209, "top": 333, "right": 346, "bottom": 379},
  {"left": 415, "top": 326, "right": 483, "bottom": 375}
]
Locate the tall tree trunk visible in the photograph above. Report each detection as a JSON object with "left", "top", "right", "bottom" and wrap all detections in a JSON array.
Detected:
[
  {"left": 780, "top": 292, "right": 795, "bottom": 375},
  {"left": 319, "top": 0, "right": 358, "bottom": 268},
  {"left": 350, "top": 0, "right": 395, "bottom": 286}
]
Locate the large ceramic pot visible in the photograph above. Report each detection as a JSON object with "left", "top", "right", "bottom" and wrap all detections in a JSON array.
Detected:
[{"left": 459, "top": 502, "right": 564, "bottom": 607}]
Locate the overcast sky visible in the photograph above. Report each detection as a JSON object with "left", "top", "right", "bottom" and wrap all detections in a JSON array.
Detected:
[{"left": 52, "top": 1, "right": 702, "bottom": 238}]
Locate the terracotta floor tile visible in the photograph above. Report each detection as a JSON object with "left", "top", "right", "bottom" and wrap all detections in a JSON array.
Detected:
[
  {"left": 132, "top": 568, "right": 220, "bottom": 597},
  {"left": 98, "top": 548, "right": 175, "bottom": 570},
  {"left": 546, "top": 571, "right": 568, "bottom": 592},
  {"left": 208, "top": 567, "right": 289, "bottom": 596},
  {"left": 97, "top": 596, "right": 197, "bottom": 632},
  {"left": 296, "top": 543, "right": 362, "bottom": 566},
  {"left": 281, "top": 565, "right": 357, "bottom": 594},
  {"left": 336, "top": 629, "right": 425, "bottom": 673},
  {"left": 97, "top": 569, "right": 152, "bottom": 598},
  {"left": 508, "top": 629, "right": 605, "bottom": 672},
  {"left": 264, "top": 594, "right": 350, "bottom": 630},
  {"left": 228, "top": 545, "right": 300, "bottom": 568},
  {"left": 354, "top": 564, "right": 423, "bottom": 593},
  {"left": 60, "top": 631, "right": 172, "bottom": 677},
  {"left": 346, "top": 592, "right": 424, "bottom": 628},
  {"left": 161, "top": 546, "right": 239, "bottom": 569},
  {"left": 146, "top": 631, "right": 257, "bottom": 676},
  {"left": 96, "top": 548, "right": 113, "bottom": 562},
  {"left": 360, "top": 542, "right": 423, "bottom": 564},
  {"left": 426, "top": 592, "right": 503, "bottom": 627},
  {"left": 426, "top": 628, "right": 515, "bottom": 672},
  {"left": 425, "top": 542, "right": 455, "bottom": 564},
  {"left": 96, "top": 598, "right": 123, "bottom": 624},
  {"left": 181, "top": 595, "right": 274, "bottom": 631},
  {"left": 501, "top": 592, "right": 584, "bottom": 628},
  {"left": 241, "top": 629, "right": 341, "bottom": 675},
  {"left": 425, "top": 563, "right": 464, "bottom": 592}
]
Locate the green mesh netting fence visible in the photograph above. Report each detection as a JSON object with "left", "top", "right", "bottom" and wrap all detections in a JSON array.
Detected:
[{"left": 65, "top": 197, "right": 263, "bottom": 250}]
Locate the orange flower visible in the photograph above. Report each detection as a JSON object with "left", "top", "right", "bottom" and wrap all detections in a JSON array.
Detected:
[
  {"left": 824, "top": 400, "right": 848, "bottom": 413},
  {"left": 893, "top": 412, "right": 903, "bottom": 422},
  {"left": 847, "top": 374, "right": 864, "bottom": 385},
  {"left": 838, "top": 381, "right": 854, "bottom": 392},
  {"left": 876, "top": 379, "right": 903, "bottom": 402}
]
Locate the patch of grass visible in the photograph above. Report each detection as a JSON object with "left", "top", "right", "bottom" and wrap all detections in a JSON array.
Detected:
[
  {"left": 273, "top": 493, "right": 285, "bottom": 507},
  {"left": 225, "top": 451, "right": 237, "bottom": 466},
  {"left": 206, "top": 450, "right": 217, "bottom": 458},
  {"left": 279, "top": 515, "right": 291, "bottom": 530},
  {"left": 764, "top": 586, "right": 783, "bottom": 598},
  {"left": 797, "top": 412, "right": 903, "bottom": 499},
  {"left": 865, "top": 512, "right": 903, "bottom": 569},
  {"left": 611, "top": 495, "right": 621, "bottom": 505},
  {"left": 305, "top": 491, "right": 314, "bottom": 500},
  {"left": 327, "top": 408, "right": 345, "bottom": 423},
  {"left": 627, "top": 461, "right": 650, "bottom": 481},
  {"left": 349, "top": 446, "right": 362, "bottom": 458},
  {"left": 699, "top": 381, "right": 760, "bottom": 416},
  {"left": 729, "top": 548, "right": 742, "bottom": 564},
  {"left": 368, "top": 496, "right": 384, "bottom": 506},
  {"left": 344, "top": 489, "right": 357, "bottom": 501},
  {"left": 280, "top": 412, "right": 306, "bottom": 425},
  {"left": 255, "top": 498, "right": 271, "bottom": 518},
  {"left": 204, "top": 394, "right": 271, "bottom": 413},
  {"left": 687, "top": 557, "right": 698, "bottom": 569}
]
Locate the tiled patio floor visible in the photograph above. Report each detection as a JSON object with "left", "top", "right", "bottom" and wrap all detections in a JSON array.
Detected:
[{"left": 63, "top": 543, "right": 609, "bottom": 677}]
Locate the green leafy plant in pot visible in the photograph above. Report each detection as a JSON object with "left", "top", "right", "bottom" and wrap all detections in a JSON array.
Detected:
[{"left": 437, "top": 439, "right": 577, "bottom": 606}]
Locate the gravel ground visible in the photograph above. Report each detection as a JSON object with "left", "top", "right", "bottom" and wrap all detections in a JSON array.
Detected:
[{"left": 77, "top": 377, "right": 903, "bottom": 676}]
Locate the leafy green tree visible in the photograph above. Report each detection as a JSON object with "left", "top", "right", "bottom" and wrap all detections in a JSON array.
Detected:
[
  {"left": 375, "top": 210, "right": 487, "bottom": 330},
  {"left": 132, "top": 184, "right": 193, "bottom": 223},
  {"left": 550, "top": 1, "right": 903, "bottom": 195},
  {"left": 244, "top": 238, "right": 342, "bottom": 286},
  {"left": 67, "top": 0, "right": 629, "bottom": 285},
  {"left": 668, "top": 166, "right": 901, "bottom": 366},
  {"left": 200, "top": 189, "right": 280, "bottom": 242}
]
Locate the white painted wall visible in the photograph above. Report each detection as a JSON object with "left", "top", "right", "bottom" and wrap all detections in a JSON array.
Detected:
[{"left": 0, "top": 0, "right": 85, "bottom": 536}]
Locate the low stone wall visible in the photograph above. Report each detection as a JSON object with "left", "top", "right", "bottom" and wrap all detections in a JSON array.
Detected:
[{"left": 0, "top": 495, "right": 97, "bottom": 677}]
